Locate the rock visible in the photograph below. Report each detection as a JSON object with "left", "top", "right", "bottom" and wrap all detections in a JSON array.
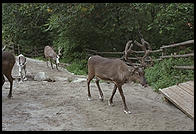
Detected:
[
  {"left": 34, "top": 72, "right": 55, "bottom": 82},
  {"left": 55, "top": 77, "right": 68, "bottom": 81},
  {"left": 72, "top": 77, "right": 86, "bottom": 83},
  {"left": 34, "top": 72, "right": 49, "bottom": 81}
]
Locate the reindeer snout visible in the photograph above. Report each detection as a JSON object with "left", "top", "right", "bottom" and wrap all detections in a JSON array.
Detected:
[
  {"left": 142, "top": 78, "right": 147, "bottom": 87},
  {"left": 142, "top": 83, "right": 148, "bottom": 87}
]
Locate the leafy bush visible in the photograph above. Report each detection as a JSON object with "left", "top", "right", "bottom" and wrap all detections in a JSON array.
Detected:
[
  {"left": 145, "top": 57, "right": 194, "bottom": 91},
  {"left": 66, "top": 59, "right": 88, "bottom": 75},
  {"left": 46, "top": 3, "right": 194, "bottom": 60},
  {"left": 2, "top": 3, "right": 53, "bottom": 55}
]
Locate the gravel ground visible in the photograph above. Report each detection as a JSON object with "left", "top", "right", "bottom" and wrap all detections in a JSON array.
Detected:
[{"left": 2, "top": 57, "right": 194, "bottom": 131}]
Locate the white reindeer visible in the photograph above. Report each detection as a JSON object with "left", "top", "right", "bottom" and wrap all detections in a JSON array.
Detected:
[{"left": 17, "top": 54, "right": 27, "bottom": 82}]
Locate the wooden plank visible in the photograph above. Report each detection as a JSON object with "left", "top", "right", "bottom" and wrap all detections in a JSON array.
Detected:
[
  {"left": 160, "top": 88, "right": 194, "bottom": 119},
  {"left": 160, "top": 83, "right": 194, "bottom": 119},
  {"left": 164, "top": 86, "right": 194, "bottom": 107},
  {"left": 178, "top": 84, "right": 194, "bottom": 96},
  {"left": 181, "top": 82, "right": 194, "bottom": 93},
  {"left": 161, "top": 86, "right": 194, "bottom": 118},
  {"left": 166, "top": 86, "right": 194, "bottom": 107},
  {"left": 178, "top": 81, "right": 194, "bottom": 94},
  {"left": 186, "top": 81, "right": 194, "bottom": 87}
]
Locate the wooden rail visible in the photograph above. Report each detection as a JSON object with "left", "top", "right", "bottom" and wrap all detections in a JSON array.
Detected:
[
  {"left": 160, "top": 40, "right": 194, "bottom": 49},
  {"left": 85, "top": 48, "right": 162, "bottom": 55},
  {"left": 86, "top": 39, "right": 194, "bottom": 70},
  {"left": 131, "top": 49, "right": 162, "bottom": 54},
  {"left": 161, "top": 53, "right": 194, "bottom": 59},
  {"left": 173, "top": 66, "right": 194, "bottom": 70}
]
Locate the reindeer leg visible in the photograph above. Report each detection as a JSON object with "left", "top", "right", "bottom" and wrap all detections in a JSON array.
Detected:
[
  {"left": 56, "top": 63, "right": 59, "bottom": 71},
  {"left": 87, "top": 74, "right": 94, "bottom": 101},
  {"left": 95, "top": 78, "right": 104, "bottom": 101},
  {"left": 46, "top": 60, "right": 49, "bottom": 67},
  {"left": 19, "top": 67, "right": 23, "bottom": 82},
  {"left": 24, "top": 66, "right": 27, "bottom": 80},
  {"left": 5, "top": 73, "right": 14, "bottom": 98},
  {"left": 50, "top": 59, "right": 54, "bottom": 69},
  {"left": 20, "top": 70, "right": 24, "bottom": 82},
  {"left": 108, "top": 84, "right": 117, "bottom": 106},
  {"left": 2, "top": 74, "right": 5, "bottom": 86},
  {"left": 117, "top": 85, "right": 131, "bottom": 114}
]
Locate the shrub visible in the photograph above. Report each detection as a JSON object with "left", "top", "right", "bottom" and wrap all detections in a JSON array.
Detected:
[
  {"left": 145, "top": 57, "right": 194, "bottom": 91},
  {"left": 66, "top": 59, "right": 88, "bottom": 75}
]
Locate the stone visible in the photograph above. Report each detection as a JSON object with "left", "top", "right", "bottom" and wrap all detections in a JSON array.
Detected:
[{"left": 34, "top": 72, "right": 49, "bottom": 81}]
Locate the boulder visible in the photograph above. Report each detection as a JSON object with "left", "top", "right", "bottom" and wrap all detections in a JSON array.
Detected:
[{"left": 34, "top": 72, "right": 49, "bottom": 81}]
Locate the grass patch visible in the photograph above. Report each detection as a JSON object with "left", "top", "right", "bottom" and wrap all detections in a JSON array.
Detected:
[{"left": 34, "top": 56, "right": 46, "bottom": 61}]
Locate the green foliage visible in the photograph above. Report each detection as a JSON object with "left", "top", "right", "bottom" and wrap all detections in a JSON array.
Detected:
[
  {"left": 3, "top": 3, "right": 194, "bottom": 58},
  {"left": 145, "top": 57, "right": 194, "bottom": 91},
  {"left": 34, "top": 56, "right": 46, "bottom": 61},
  {"left": 2, "top": 3, "right": 52, "bottom": 54},
  {"left": 66, "top": 59, "right": 88, "bottom": 75},
  {"left": 2, "top": 3, "right": 194, "bottom": 84},
  {"left": 45, "top": 3, "right": 194, "bottom": 57},
  {"left": 146, "top": 3, "right": 194, "bottom": 49}
]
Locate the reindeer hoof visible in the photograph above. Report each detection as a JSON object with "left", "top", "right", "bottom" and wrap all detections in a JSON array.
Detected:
[
  {"left": 87, "top": 96, "right": 92, "bottom": 101},
  {"left": 99, "top": 96, "right": 104, "bottom": 101},
  {"left": 19, "top": 81, "right": 23, "bottom": 83},
  {"left": 7, "top": 94, "right": 12, "bottom": 99},
  {"left": 123, "top": 110, "right": 131, "bottom": 114},
  {"left": 108, "top": 100, "right": 114, "bottom": 106}
]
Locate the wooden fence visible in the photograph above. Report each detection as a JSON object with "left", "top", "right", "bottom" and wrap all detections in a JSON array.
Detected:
[
  {"left": 3, "top": 39, "right": 194, "bottom": 70},
  {"left": 86, "top": 40, "right": 194, "bottom": 70}
]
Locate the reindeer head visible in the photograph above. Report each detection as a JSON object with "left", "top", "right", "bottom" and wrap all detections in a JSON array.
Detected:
[
  {"left": 57, "top": 46, "right": 62, "bottom": 56},
  {"left": 55, "top": 46, "right": 62, "bottom": 65},
  {"left": 56, "top": 55, "right": 60, "bottom": 65},
  {"left": 123, "top": 34, "right": 152, "bottom": 87},
  {"left": 128, "top": 66, "right": 147, "bottom": 87}
]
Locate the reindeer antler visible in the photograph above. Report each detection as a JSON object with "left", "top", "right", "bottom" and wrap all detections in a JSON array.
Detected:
[
  {"left": 124, "top": 40, "right": 134, "bottom": 61},
  {"left": 122, "top": 31, "right": 153, "bottom": 68},
  {"left": 2, "top": 45, "right": 7, "bottom": 51},
  {"left": 134, "top": 38, "right": 152, "bottom": 68},
  {"left": 58, "top": 46, "right": 62, "bottom": 56},
  {"left": 141, "top": 38, "right": 152, "bottom": 51}
]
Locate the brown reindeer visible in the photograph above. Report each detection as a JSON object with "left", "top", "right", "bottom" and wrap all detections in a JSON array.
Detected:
[
  {"left": 87, "top": 55, "right": 147, "bottom": 114},
  {"left": 44, "top": 46, "right": 62, "bottom": 70},
  {"left": 87, "top": 37, "right": 152, "bottom": 114},
  {"left": 2, "top": 51, "right": 16, "bottom": 98}
]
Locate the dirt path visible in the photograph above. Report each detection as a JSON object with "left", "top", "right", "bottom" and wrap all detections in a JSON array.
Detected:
[{"left": 2, "top": 57, "right": 194, "bottom": 131}]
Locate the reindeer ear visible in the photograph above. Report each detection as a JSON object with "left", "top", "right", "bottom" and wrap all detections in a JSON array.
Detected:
[
  {"left": 128, "top": 68, "right": 135, "bottom": 74},
  {"left": 16, "top": 61, "right": 20, "bottom": 66},
  {"left": 133, "top": 65, "right": 139, "bottom": 70}
]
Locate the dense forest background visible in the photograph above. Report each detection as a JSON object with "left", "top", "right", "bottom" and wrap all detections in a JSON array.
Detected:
[{"left": 2, "top": 3, "right": 194, "bottom": 90}]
